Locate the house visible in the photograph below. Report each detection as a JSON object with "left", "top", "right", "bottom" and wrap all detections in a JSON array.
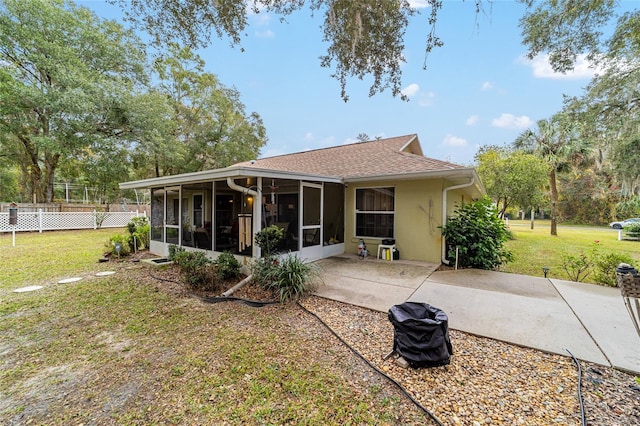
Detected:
[{"left": 119, "top": 134, "right": 484, "bottom": 265}]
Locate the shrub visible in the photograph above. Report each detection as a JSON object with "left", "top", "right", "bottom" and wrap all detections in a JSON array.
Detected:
[
  {"left": 440, "top": 197, "right": 513, "bottom": 270},
  {"left": 593, "top": 252, "right": 635, "bottom": 287},
  {"left": 106, "top": 234, "right": 131, "bottom": 257},
  {"left": 255, "top": 225, "right": 284, "bottom": 256},
  {"left": 172, "top": 250, "right": 216, "bottom": 290},
  {"left": 255, "top": 255, "right": 318, "bottom": 303},
  {"left": 168, "top": 244, "right": 185, "bottom": 261},
  {"left": 127, "top": 216, "right": 150, "bottom": 250},
  {"left": 216, "top": 251, "right": 241, "bottom": 280},
  {"left": 561, "top": 251, "right": 593, "bottom": 282},
  {"left": 626, "top": 223, "right": 640, "bottom": 239}
]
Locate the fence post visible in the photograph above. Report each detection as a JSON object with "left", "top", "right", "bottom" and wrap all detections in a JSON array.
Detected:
[
  {"left": 38, "top": 208, "right": 43, "bottom": 233},
  {"left": 93, "top": 209, "right": 97, "bottom": 230}
]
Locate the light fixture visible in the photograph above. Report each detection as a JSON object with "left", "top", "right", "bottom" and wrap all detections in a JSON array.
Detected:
[{"left": 542, "top": 266, "right": 549, "bottom": 278}]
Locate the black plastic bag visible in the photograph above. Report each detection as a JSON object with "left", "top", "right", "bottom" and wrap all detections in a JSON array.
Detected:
[{"left": 388, "top": 302, "right": 453, "bottom": 368}]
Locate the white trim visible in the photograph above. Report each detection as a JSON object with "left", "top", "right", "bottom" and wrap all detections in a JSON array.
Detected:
[
  {"left": 354, "top": 186, "right": 396, "bottom": 239},
  {"left": 120, "top": 166, "right": 342, "bottom": 189}
]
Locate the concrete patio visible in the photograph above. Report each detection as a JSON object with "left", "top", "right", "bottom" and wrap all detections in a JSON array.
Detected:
[{"left": 313, "top": 255, "right": 640, "bottom": 374}]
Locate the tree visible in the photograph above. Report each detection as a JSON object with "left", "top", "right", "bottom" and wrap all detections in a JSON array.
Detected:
[
  {"left": 519, "top": 0, "right": 618, "bottom": 73},
  {"left": 475, "top": 146, "right": 549, "bottom": 228},
  {"left": 111, "top": 0, "right": 461, "bottom": 102},
  {"left": 131, "top": 44, "right": 267, "bottom": 178},
  {"left": 513, "top": 114, "right": 589, "bottom": 236},
  {"left": 0, "top": 0, "right": 148, "bottom": 202}
]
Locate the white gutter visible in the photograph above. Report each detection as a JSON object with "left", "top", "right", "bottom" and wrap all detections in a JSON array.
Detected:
[
  {"left": 226, "top": 176, "right": 259, "bottom": 198},
  {"left": 441, "top": 177, "right": 475, "bottom": 265}
]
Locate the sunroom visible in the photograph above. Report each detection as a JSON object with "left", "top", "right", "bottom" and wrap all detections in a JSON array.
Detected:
[{"left": 120, "top": 167, "right": 345, "bottom": 263}]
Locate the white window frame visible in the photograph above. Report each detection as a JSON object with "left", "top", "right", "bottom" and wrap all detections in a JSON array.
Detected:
[{"left": 354, "top": 186, "right": 395, "bottom": 239}]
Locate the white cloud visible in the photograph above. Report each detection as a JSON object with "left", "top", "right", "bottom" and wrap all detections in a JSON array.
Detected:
[
  {"left": 418, "top": 91, "right": 435, "bottom": 107},
  {"left": 408, "top": 0, "right": 432, "bottom": 9},
  {"left": 481, "top": 81, "right": 493, "bottom": 91},
  {"left": 304, "top": 132, "right": 314, "bottom": 142},
  {"left": 442, "top": 134, "right": 468, "bottom": 147},
  {"left": 401, "top": 83, "right": 420, "bottom": 98},
  {"left": 255, "top": 29, "right": 274, "bottom": 38},
  {"left": 466, "top": 115, "right": 479, "bottom": 126},
  {"left": 520, "top": 54, "right": 602, "bottom": 80},
  {"left": 491, "top": 113, "right": 532, "bottom": 129}
]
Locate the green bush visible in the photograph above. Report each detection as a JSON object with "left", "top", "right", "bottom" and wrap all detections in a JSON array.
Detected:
[
  {"left": 440, "top": 197, "right": 513, "bottom": 270},
  {"left": 253, "top": 255, "right": 318, "bottom": 303},
  {"left": 127, "top": 216, "right": 150, "bottom": 250},
  {"left": 172, "top": 250, "right": 216, "bottom": 290},
  {"left": 216, "top": 251, "right": 241, "bottom": 280},
  {"left": 106, "top": 234, "right": 131, "bottom": 257},
  {"left": 626, "top": 223, "right": 640, "bottom": 239},
  {"left": 168, "top": 244, "right": 185, "bottom": 261},
  {"left": 255, "top": 225, "right": 284, "bottom": 256},
  {"left": 561, "top": 250, "right": 593, "bottom": 282},
  {"left": 593, "top": 252, "right": 635, "bottom": 287}
]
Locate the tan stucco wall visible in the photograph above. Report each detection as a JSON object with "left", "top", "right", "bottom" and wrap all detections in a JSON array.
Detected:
[{"left": 344, "top": 179, "right": 470, "bottom": 263}]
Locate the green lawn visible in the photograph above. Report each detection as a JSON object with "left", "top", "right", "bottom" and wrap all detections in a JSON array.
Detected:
[
  {"left": 0, "top": 229, "right": 428, "bottom": 425},
  {"left": 0, "top": 228, "right": 124, "bottom": 289},
  {"left": 502, "top": 220, "right": 640, "bottom": 282}
]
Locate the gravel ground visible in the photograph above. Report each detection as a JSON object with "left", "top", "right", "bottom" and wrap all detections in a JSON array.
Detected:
[
  {"left": 144, "top": 262, "right": 640, "bottom": 425},
  {"left": 293, "top": 295, "right": 640, "bottom": 426}
]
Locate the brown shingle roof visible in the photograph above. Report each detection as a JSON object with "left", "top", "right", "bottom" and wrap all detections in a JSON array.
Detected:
[{"left": 234, "top": 134, "right": 462, "bottom": 179}]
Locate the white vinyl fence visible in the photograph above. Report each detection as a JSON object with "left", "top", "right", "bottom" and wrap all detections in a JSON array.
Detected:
[{"left": 0, "top": 210, "right": 145, "bottom": 233}]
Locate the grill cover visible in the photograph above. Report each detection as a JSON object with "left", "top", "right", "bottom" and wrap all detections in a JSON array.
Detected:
[{"left": 388, "top": 302, "right": 453, "bottom": 368}]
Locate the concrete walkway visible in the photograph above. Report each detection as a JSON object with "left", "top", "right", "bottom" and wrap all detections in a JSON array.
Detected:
[{"left": 313, "top": 255, "right": 640, "bottom": 374}]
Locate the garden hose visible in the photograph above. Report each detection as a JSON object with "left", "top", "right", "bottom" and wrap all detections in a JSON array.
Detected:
[
  {"left": 566, "top": 349, "right": 587, "bottom": 426},
  {"left": 297, "top": 302, "right": 445, "bottom": 426},
  {"left": 148, "top": 271, "right": 278, "bottom": 307}
]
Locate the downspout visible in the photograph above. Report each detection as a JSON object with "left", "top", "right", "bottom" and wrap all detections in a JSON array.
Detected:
[
  {"left": 226, "top": 177, "right": 261, "bottom": 259},
  {"left": 226, "top": 177, "right": 259, "bottom": 198},
  {"left": 441, "top": 178, "right": 475, "bottom": 265}
]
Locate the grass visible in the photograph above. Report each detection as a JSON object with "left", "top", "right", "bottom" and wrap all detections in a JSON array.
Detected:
[
  {"left": 0, "top": 228, "right": 126, "bottom": 289},
  {"left": 502, "top": 220, "right": 640, "bottom": 281},
  {"left": 2, "top": 225, "right": 639, "bottom": 424},
  {"left": 0, "top": 229, "right": 426, "bottom": 425}
]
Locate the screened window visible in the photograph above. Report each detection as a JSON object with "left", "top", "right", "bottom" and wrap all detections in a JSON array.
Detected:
[{"left": 355, "top": 187, "right": 394, "bottom": 238}]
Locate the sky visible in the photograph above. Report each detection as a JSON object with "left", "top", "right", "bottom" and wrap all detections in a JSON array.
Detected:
[{"left": 78, "top": 0, "right": 619, "bottom": 166}]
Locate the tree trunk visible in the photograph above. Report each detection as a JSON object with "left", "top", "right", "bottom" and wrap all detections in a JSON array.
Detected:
[
  {"left": 530, "top": 207, "right": 535, "bottom": 230},
  {"left": 549, "top": 168, "right": 558, "bottom": 236},
  {"left": 44, "top": 152, "right": 60, "bottom": 203}
]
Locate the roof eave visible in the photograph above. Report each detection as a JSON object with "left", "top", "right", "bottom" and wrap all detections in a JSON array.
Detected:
[
  {"left": 119, "top": 166, "right": 342, "bottom": 189},
  {"left": 344, "top": 168, "right": 485, "bottom": 196}
]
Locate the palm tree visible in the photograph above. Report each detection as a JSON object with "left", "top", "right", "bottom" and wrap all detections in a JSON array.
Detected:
[{"left": 514, "top": 113, "right": 587, "bottom": 236}]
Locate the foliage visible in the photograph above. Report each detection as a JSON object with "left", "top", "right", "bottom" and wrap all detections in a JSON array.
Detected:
[
  {"left": 215, "top": 251, "right": 241, "bottom": 281},
  {"left": 113, "top": 0, "right": 452, "bottom": 102},
  {"left": 254, "top": 225, "right": 285, "bottom": 257},
  {"left": 557, "top": 168, "right": 618, "bottom": 225},
  {"left": 127, "top": 216, "right": 150, "bottom": 250},
  {"left": 560, "top": 250, "right": 594, "bottom": 283},
  {"left": 440, "top": 197, "right": 513, "bottom": 270},
  {"left": 167, "top": 244, "right": 185, "bottom": 261},
  {"left": 475, "top": 146, "right": 549, "bottom": 217},
  {"left": 593, "top": 252, "right": 635, "bottom": 287},
  {"left": 132, "top": 44, "right": 267, "bottom": 179},
  {"left": 615, "top": 196, "right": 640, "bottom": 220},
  {"left": 519, "top": 0, "right": 616, "bottom": 73},
  {"left": 172, "top": 250, "right": 216, "bottom": 290},
  {"left": 106, "top": 234, "right": 132, "bottom": 257},
  {"left": 0, "top": 0, "right": 147, "bottom": 203},
  {"left": 253, "top": 255, "right": 318, "bottom": 303},
  {"left": 626, "top": 223, "right": 640, "bottom": 239},
  {"left": 513, "top": 113, "right": 590, "bottom": 235}
]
